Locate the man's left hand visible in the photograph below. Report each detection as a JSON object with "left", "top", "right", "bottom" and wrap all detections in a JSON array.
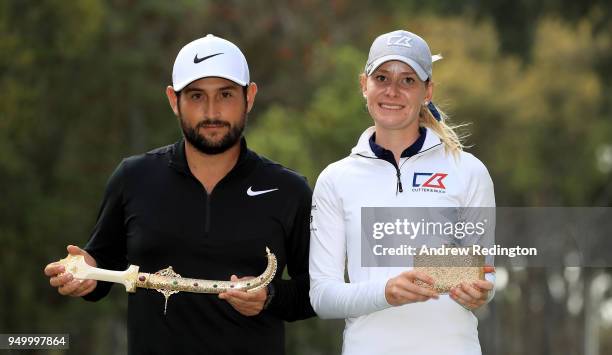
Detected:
[{"left": 218, "top": 275, "right": 267, "bottom": 316}]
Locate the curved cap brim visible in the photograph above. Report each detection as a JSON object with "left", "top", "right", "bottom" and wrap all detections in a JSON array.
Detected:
[{"left": 173, "top": 73, "right": 248, "bottom": 91}]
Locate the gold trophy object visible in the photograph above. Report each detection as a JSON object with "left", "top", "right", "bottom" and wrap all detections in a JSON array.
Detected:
[{"left": 56, "top": 248, "right": 277, "bottom": 315}]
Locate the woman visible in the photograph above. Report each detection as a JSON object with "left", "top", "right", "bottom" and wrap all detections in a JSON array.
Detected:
[{"left": 309, "top": 30, "right": 495, "bottom": 355}]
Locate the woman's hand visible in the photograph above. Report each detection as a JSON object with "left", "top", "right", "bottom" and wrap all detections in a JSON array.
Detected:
[
  {"left": 385, "top": 270, "right": 439, "bottom": 306},
  {"left": 449, "top": 266, "right": 495, "bottom": 310}
]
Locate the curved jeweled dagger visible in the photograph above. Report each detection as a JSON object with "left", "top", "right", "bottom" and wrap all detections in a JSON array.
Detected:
[{"left": 57, "top": 247, "right": 277, "bottom": 315}]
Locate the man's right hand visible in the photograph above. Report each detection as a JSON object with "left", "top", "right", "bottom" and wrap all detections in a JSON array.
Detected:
[
  {"left": 44, "top": 245, "right": 98, "bottom": 297},
  {"left": 385, "top": 270, "right": 439, "bottom": 306}
]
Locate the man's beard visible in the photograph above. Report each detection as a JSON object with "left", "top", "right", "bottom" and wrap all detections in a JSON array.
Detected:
[{"left": 179, "top": 113, "right": 247, "bottom": 155}]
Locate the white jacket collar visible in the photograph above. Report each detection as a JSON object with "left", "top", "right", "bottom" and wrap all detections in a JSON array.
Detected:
[{"left": 350, "top": 126, "right": 442, "bottom": 158}]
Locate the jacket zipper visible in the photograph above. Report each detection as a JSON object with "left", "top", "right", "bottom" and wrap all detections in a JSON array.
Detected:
[
  {"left": 395, "top": 158, "right": 412, "bottom": 195},
  {"left": 204, "top": 192, "right": 211, "bottom": 236},
  {"left": 395, "top": 166, "right": 403, "bottom": 194},
  {"left": 356, "top": 153, "right": 405, "bottom": 194},
  {"left": 357, "top": 145, "right": 440, "bottom": 195},
  {"left": 188, "top": 175, "right": 211, "bottom": 237}
]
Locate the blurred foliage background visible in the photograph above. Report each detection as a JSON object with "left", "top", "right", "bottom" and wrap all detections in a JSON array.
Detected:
[{"left": 1, "top": 1, "right": 611, "bottom": 354}]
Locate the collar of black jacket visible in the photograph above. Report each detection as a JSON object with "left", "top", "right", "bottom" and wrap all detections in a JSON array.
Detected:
[{"left": 168, "top": 137, "right": 258, "bottom": 180}]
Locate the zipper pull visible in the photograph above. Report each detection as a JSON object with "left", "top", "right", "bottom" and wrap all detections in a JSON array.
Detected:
[{"left": 396, "top": 170, "right": 403, "bottom": 194}]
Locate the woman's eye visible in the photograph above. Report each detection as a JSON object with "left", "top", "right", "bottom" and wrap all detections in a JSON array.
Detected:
[
  {"left": 403, "top": 77, "right": 415, "bottom": 84},
  {"left": 375, "top": 75, "right": 386, "bottom": 82}
]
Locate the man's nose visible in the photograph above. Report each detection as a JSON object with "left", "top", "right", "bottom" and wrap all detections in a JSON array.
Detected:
[{"left": 203, "top": 101, "right": 220, "bottom": 119}]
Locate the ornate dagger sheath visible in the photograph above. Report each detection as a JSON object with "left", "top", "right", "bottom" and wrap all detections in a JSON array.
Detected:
[{"left": 57, "top": 247, "right": 277, "bottom": 314}]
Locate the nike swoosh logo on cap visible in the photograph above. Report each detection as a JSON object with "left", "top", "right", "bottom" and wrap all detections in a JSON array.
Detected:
[
  {"left": 193, "top": 52, "right": 223, "bottom": 64},
  {"left": 247, "top": 187, "right": 279, "bottom": 196}
]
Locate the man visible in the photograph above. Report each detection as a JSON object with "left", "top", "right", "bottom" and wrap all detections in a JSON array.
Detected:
[{"left": 44, "top": 34, "right": 315, "bottom": 354}]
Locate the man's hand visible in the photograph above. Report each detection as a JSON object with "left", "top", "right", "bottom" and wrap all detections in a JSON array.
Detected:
[
  {"left": 218, "top": 275, "right": 267, "bottom": 316},
  {"left": 450, "top": 265, "right": 495, "bottom": 310},
  {"left": 385, "top": 270, "right": 439, "bottom": 306},
  {"left": 44, "top": 245, "right": 98, "bottom": 297}
]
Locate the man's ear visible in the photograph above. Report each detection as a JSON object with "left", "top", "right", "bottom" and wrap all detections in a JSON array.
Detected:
[
  {"left": 166, "top": 86, "right": 179, "bottom": 116},
  {"left": 245, "top": 82, "right": 258, "bottom": 113}
]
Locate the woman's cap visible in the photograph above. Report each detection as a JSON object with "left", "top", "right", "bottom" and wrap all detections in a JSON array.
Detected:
[
  {"left": 172, "top": 34, "right": 250, "bottom": 91},
  {"left": 365, "top": 30, "right": 441, "bottom": 81}
]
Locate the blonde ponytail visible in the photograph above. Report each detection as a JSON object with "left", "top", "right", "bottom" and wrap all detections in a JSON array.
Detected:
[{"left": 419, "top": 103, "right": 467, "bottom": 157}]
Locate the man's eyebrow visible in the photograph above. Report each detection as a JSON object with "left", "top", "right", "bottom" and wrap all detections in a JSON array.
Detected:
[
  {"left": 183, "top": 85, "right": 241, "bottom": 93},
  {"left": 218, "top": 85, "right": 240, "bottom": 91},
  {"left": 183, "top": 88, "right": 203, "bottom": 93}
]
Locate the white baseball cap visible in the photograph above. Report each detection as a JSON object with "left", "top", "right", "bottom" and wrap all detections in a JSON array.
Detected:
[
  {"left": 172, "top": 34, "right": 250, "bottom": 91},
  {"left": 365, "top": 30, "right": 442, "bottom": 81}
]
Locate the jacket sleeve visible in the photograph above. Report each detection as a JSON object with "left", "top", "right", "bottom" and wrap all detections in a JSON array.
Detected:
[
  {"left": 265, "top": 177, "right": 316, "bottom": 321},
  {"left": 309, "top": 166, "right": 390, "bottom": 319},
  {"left": 463, "top": 154, "right": 496, "bottom": 303},
  {"left": 82, "top": 160, "right": 129, "bottom": 302}
]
